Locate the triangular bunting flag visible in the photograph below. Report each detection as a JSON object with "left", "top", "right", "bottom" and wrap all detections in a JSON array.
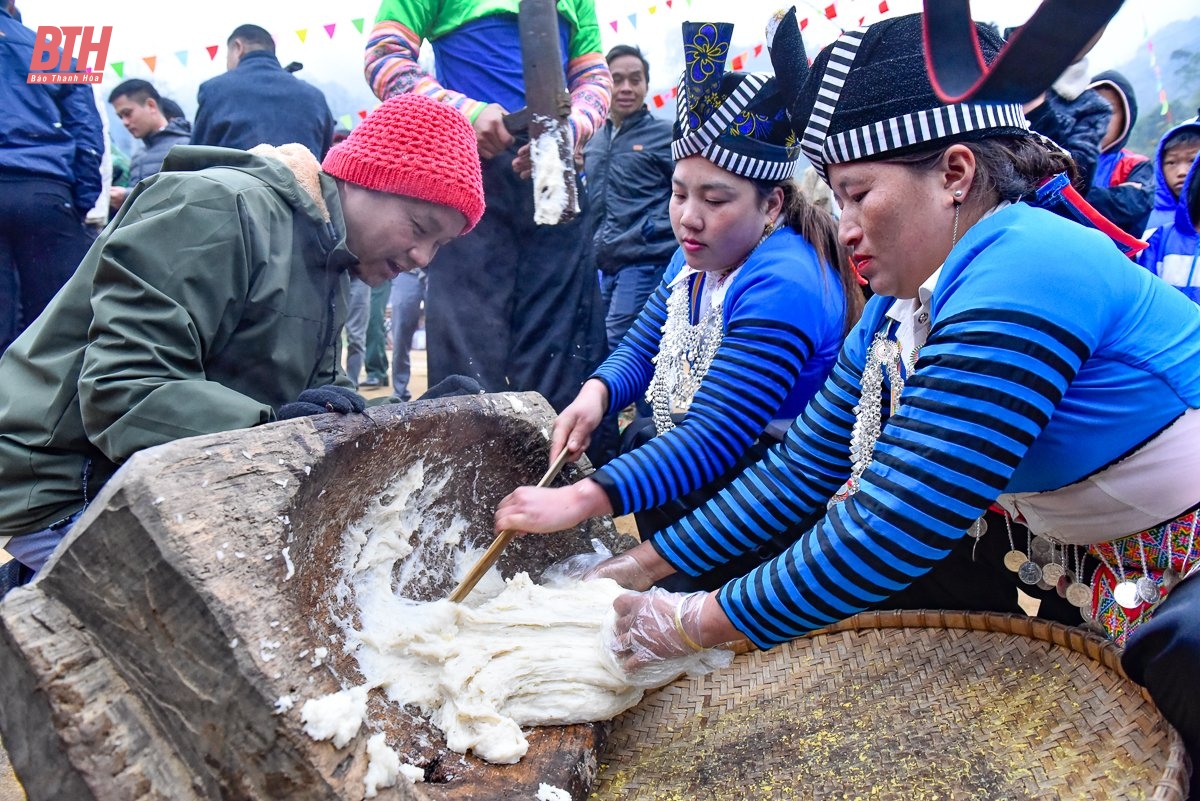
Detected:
[
  {"left": 352, "top": 18, "right": 365, "bottom": 34},
  {"left": 648, "top": 5, "right": 657, "bottom": 13},
  {"left": 800, "top": 17, "right": 809, "bottom": 30},
  {"left": 111, "top": 61, "right": 124, "bottom": 78},
  {"left": 666, "top": 0, "right": 672, "bottom": 7},
  {"left": 357, "top": 109, "right": 368, "bottom": 120},
  {"left": 339, "top": 113, "right": 353, "bottom": 129},
  {"left": 652, "top": 94, "right": 666, "bottom": 109},
  {"left": 825, "top": 3, "right": 837, "bottom": 19},
  {"left": 325, "top": 23, "right": 336, "bottom": 38},
  {"left": 627, "top": 13, "right": 637, "bottom": 28},
  {"left": 670, "top": 85, "right": 678, "bottom": 97},
  {"left": 610, "top": 20, "right": 619, "bottom": 31},
  {"left": 753, "top": 44, "right": 763, "bottom": 57},
  {"left": 878, "top": 0, "right": 889, "bottom": 12},
  {"left": 731, "top": 54, "right": 745, "bottom": 70},
  {"left": 858, "top": 16, "right": 865, "bottom": 25},
  {"left": 143, "top": 56, "right": 157, "bottom": 72},
  {"left": 175, "top": 50, "right": 188, "bottom": 66},
  {"left": 207, "top": 45, "right": 219, "bottom": 60},
  {"left": 296, "top": 29, "right": 308, "bottom": 43}
]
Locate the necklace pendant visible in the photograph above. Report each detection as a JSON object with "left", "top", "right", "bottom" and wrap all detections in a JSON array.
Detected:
[
  {"left": 1065, "top": 581, "right": 1092, "bottom": 608},
  {"left": 1017, "top": 560, "right": 1042, "bottom": 585},
  {"left": 1003, "top": 550, "right": 1027, "bottom": 572},
  {"left": 1040, "top": 563, "right": 1066, "bottom": 584},
  {"left": 966, "top": 518, "right": 987, "bottom": 539},
  {"left": 1163, "top": 567, "right": 1181, "bottom": 591},
  {"left": 1112, "top": 580, "right": 1141, "bottom": 609},
  {"left": 1136, "top": 576, "right": 1162, "bottom": 605}
]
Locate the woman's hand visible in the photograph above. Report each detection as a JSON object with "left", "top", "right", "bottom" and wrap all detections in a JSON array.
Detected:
[
  {"left": 550, "top": 379, "right": 609, "bottom": 464},
  {"left": 582, "top": 541, "right": 675, "bottom": 591},
  {"left": 494, "top": 478, "right": 612, "bottom": 535},
  {"left": 607, "top": 588, "right": 741, "bottom": 676}
]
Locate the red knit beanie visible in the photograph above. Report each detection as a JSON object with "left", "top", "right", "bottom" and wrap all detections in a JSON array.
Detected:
[{"left": 322, "top": 94, "right": 485, "bottom": 232}]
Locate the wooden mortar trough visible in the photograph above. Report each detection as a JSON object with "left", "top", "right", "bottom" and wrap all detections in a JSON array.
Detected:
[{"left": 0, "top": 392, "right": 634, "bottom": 801}]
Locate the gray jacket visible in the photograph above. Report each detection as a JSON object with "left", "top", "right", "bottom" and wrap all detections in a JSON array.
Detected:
[{"left": 129, "top": 117, "right": 192, "bottom": 185}]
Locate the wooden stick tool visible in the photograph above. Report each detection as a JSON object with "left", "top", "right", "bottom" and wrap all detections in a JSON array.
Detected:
[{"left": 447, "top": 447, "right": 573, "bottom": 604}]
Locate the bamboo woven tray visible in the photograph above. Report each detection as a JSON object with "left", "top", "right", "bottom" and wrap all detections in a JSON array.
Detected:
[{"left": 592, "top": 610, "right": 1189, "bottom": 800}]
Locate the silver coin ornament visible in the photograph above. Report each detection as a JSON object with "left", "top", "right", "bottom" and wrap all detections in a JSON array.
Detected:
[
  {"left": 1066, "top": 582, "right": 1092, "bottom": 608},
  {"left": 1036, "top": 579, "right": 1054, "bottom": 591},
  {"left": 1003, "top": 550, "right": 1027, "bottom": 572},
  {"left": 1030, "top": 536, "right": 1053, "bottom": 559},
  {"left": 1056, "top": 574, "right": 1071, "bottom": 599},
  {"left": 1041, "top": 563, "right": 1066, "bottom": 584},
  {"left": 1080, "top": 604, "right": 1096, "bottom": 623},
  {"left": 1018, "top": 560, "right": 1042, "bottom": 585},
  {"left": 1113, "top": 580, "right": 1142, "bottom": 609},
  {"left": 967, "top": 518, "right": 988, "bottom": 538},
  {"left": 1163, "top": 568, "right": 1181, "bottom": 591},
  {"left": 1136, "top": 576, "right": 1162, "bottom": 605}
]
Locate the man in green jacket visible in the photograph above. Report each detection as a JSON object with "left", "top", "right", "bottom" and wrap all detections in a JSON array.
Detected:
[{"left": 0, "top": 93, "right": 485, "bottom": 585}]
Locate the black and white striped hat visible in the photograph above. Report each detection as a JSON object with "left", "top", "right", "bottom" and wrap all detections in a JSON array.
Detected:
[
  {"left": 672, "top": 21, "right": 800, "bottom": 182},
  {"left": 779, "top": 12, "right": 1031, "bottom": 183}
]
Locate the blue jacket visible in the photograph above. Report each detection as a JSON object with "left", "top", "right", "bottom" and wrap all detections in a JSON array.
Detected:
[
  {"left": 1147, "top": 120, "right": 1200, "bottom": 231},
  {"left": 1139, "top": 151, "right": 1200, "bottom": 303},
  {"left": 649, "top": 203, "right": 1200, "bottom": 648},
  {"left": 590, "top": 227, "right": 847, "bottom": 516},
  {"left": 192, "top": 51, "right": 334, "bottom": 160},
  {"left": 0, "top": 7, "right": 103, "bottom": 216}
]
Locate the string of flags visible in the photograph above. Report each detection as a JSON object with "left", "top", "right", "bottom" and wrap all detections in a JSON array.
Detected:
[
  {"left": 104, "top": 17, "right": 376, "bottom": 127},
  {"left": 101, "top": 1, "right": 897, "bottom": 124},
  {"left": 107, "top": 18, "right": 368, "bottom": 80},
  {"left": 1140, "top": 13, "right": 1172, "bottom": 120}
]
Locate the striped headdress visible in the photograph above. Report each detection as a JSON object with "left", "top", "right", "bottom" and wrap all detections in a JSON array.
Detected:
[
  {"left": 672, "top": 20, "right": 800, "bottom": 181},
  {"left": 773, "top": 11, "right": 1032, "bottom": 184}
]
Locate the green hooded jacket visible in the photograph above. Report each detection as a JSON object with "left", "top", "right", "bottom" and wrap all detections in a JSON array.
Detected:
[{"left": 0, "top": 145, "right": 356, "bottom": 539}]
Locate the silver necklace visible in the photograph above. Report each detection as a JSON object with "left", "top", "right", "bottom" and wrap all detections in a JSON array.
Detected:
[
  {"left": 646, "top": 227, "right": 776, "bottom": 435},
  {"left": 646, "top": 280, "right": 725, "bottom": 435},
  {"left": 828, "top": 331, "right": 904, "bottom": 506}
]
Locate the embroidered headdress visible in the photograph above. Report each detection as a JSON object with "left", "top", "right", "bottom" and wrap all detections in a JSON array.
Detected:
[
  {"left": 772, "top": 10, "right": 1032, "bottom": 183},
  {"left": 672, "top": 18, "right": 801, "bottom": 181}
]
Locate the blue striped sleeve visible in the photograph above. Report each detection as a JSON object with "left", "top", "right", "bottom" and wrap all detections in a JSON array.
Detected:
[
  {"left": 592, "top": 281, "right": 670, "bottom": 412},
  {"left": 707, "top": 307, "right": 1091, "bottom": 648},
  {"left": 591, "top": 246, "right": 831, "bottom": 516}
]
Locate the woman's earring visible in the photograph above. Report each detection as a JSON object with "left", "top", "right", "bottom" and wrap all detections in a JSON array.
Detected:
[
  {"left": 951, "top": 201, "right": 962, "bottom": 247},
  {"left": 954, "top": 189, "right": 963, "bottom": 198}
]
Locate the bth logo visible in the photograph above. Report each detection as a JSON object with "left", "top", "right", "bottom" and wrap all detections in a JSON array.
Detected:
[{"left": 27, "top": 26, "right": 112, "bottom": 85}]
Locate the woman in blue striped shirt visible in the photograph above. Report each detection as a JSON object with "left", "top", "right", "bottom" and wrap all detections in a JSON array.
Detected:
[
  {"left": 567, "top": 12, "right": 1200, "bottom": 790},
  {"left": 494, "top": 21, "right": 862, "bottom": 590}
]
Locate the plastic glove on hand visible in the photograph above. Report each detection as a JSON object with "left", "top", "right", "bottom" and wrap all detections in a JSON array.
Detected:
[
  {"left": 541, "top": 538, "right": 613, "bottom": 587},
  {"left": 277, "top": 385, "right": 367, "bottom": 420},
  {"left": 581, "top": 548, "right": 661, "bottom": 591},
  {"left": 604, "top": 588, "right": 732, "bottom": 688}
]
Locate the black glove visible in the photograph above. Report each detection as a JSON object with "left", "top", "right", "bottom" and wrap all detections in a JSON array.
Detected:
[
  {"left": 417, "top": 374, "right": 485, "bottom": 401},
  {"left": 277, "top": 385, "right": 367, "bottom": 420}
]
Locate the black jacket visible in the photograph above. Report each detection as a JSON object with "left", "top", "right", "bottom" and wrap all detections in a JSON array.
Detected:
[
  {"left": 1084, "top": 69, "right": 1154, "bottom": 238},
  {"left": 192, "top": 51, "right": 334, "bottom": 160},
  {"left": 1026, "top": 85, "right": 1112, "bottom": 190},
  {"left": 583, "top": 108, "right": 676, "bottom": 275}
]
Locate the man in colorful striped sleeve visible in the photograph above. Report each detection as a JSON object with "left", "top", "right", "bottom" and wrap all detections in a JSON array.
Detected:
[{"left": 364, "top": 0, "right": 612, "bottom": 413}]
